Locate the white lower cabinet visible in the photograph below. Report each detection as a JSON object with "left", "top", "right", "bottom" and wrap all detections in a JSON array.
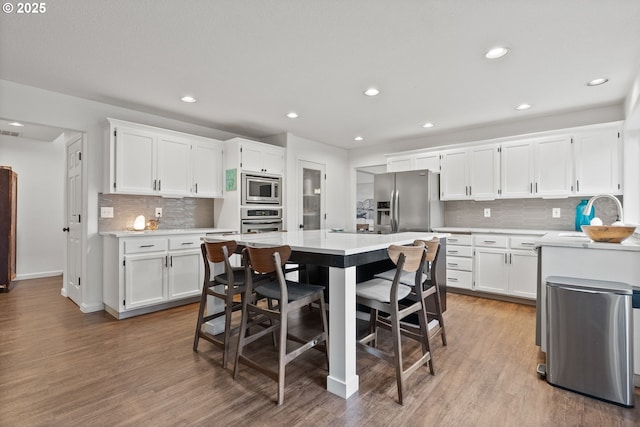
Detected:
[
  {"left": 473, "top": 234, "right": 538, "bottom": 300},
  {"left": 103, "top": 234, "right": 204, "bottom": 319},
  {"left": 446, "top": 234, "right": 473, "bottom": 290}
]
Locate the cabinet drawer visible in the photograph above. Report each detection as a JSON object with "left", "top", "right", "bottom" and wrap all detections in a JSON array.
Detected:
[
  {"left": 446, "top": 256, "right": 472, "bottom": 271},
  {"left": 169, "top": 235, "right": 202, "bottom": 250},
  {"left": 510, "top": 236, "right": 540, "bottom": 250},
  {"left": 473, "top": 234, "right": 508, "bottom": 248},
  {"left": 446, "top": 269, "right": 472, "bottom": 289},
  {"left": 446, "top": 234, "right": 472, "bottom": 246},
  {"left": 446, "top": 245, "right": 472, "bottom": 257},
  {"left": 124, "top": 238, "right": 168, "bottom": 254}
]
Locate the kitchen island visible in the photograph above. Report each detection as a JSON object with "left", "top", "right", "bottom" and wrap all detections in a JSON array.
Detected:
[
  {"left": 205, "top": 229, "right": 449, "bottom": 400},
  {"left": 535, "top": 230, "right": 640, "bottom": 385}
]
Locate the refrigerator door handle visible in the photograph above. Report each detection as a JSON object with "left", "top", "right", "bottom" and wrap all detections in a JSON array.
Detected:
[{"left": 394, "top": 189, "right": 400, "bottom": 233}]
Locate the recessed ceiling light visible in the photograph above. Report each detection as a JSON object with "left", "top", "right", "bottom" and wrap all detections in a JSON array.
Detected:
[
  {"left": 180, "top": 95, "right": 197, "bottom": 103},
  {"left": 364, "top": 88, "right": 380, "bottom": 97},
  {"left": 7, "top": 122, "right": 24, "bottom": 127},
  {"left": 422, "top": 122, "right": 435, "bottom": 129},
  {"left": 354, "top": 136, "right": 364, "bottom": 141},
  {"left": 587, "top": 78, "right": 609, "bottom": 86},
  {"left": 515, "top": 103, "right": 532, "bottom": 111},
  {"left": 485, "top": 46, "right": 509, "bottom": 59},
  {"left": 286, "top": 112, "right": 299, "bottom": 119}
]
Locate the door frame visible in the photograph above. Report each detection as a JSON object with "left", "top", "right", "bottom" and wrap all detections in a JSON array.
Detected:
[{"left": 297, "top": 159, "right": 326, "bottom": 231}]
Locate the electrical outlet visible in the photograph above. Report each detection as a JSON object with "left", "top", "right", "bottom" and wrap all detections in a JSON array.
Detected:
[
  {"left": 155, "top": 207, "right": 162, "bottom": 218},
  {"left": 552, "top": 208, "right": 561, "bottom": 218},
  {"left": 100, "top": 207, "right": 114, "bottom": 218},
  {"left": 484, "top": 208, "right": 491, "bottom": 218}
]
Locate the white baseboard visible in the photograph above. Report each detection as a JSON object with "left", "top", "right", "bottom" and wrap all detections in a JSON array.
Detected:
[{"left": 15, "top": 271, "right": 63, "bottom": 281}]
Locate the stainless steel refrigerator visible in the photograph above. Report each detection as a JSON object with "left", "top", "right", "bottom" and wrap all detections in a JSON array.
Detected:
[{"left": 374, "top": 170, "right": 443, "bottom": 234}]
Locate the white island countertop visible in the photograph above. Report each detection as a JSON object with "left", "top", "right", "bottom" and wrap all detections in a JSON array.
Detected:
[
  {"left": 535, "top": 230, "right": 640, "bottom": 252},
  {"left": 100, "top": 228, "right": 236, "bottom": 237},
  {"left": 205, "top": 229, "right": 450, "bottom": 256}
]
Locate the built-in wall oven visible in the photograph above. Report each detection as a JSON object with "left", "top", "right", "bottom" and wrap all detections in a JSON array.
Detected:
[
  {"left": 242, "top": 173, "right": 282, "bottom": 205},
  {"left": 241, "top": 207, "right": 283, "bottom": 233}
]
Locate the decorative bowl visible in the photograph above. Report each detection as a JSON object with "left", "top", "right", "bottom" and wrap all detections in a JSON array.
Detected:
[{"left": 581, "top": 225, "right": 636, "bottom": 243}]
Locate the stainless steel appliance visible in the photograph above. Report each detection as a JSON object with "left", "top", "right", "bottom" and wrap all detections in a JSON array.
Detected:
[
  {"left": 241, "top": 207, "right": 283, "bottom": 233},
  {"left": 543, "top": 276, "right": 634, "bottom": 407},
  {"left": 374, "top": 170, "right": 443, "bottom": 234},
  {"left": 241, "top": 173, "right": 281, "bottom": 205}
]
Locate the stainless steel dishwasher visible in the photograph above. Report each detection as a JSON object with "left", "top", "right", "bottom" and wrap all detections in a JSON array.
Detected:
[{"left": 542, "top": 276, "right": 634, "bottom": 407}]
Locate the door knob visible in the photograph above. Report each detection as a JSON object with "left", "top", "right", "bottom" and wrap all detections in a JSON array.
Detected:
[
  {"left": 62, "top": 227, "right": 70, "bottom": 232},
  {"left": 299, "top": 224, "right": 304, "bottom": 229}
]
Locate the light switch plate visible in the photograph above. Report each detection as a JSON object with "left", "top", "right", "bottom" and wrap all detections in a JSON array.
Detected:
[
  {"left": 552, "top": 208, "right": 561, "bottom": 218},
  {"left": 100, "top": 207, "right": 114, "bottom": 218},
  {"left": 484, "top": 208, "right": 491, "bottom": 218}
]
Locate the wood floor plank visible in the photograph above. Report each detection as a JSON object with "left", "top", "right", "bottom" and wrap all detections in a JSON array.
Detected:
[{"left": 1, "top": 276, "right": 639, "bottom": 426}]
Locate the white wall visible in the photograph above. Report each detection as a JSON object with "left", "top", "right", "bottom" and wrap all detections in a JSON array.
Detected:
[
  {"left": 0, "top": 79, "right": 239, "bottom": 312},
  {"left": 283, "top": 133, "right": 349, "bottom": 231},
  {"left": 0, "top": 133, "right": 65, "bottom": 279}
]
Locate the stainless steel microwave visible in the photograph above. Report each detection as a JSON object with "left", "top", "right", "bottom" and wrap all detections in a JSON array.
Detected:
[{"left": 241, "top": 173, "right": 282, "bottom": 205}]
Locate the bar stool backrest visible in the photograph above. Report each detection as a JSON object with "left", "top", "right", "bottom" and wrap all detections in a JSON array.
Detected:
[{"left": 244, "top": 245, "right": 292, "bottom": 275}]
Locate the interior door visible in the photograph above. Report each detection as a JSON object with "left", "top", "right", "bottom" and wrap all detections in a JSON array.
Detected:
[
  {"left": 65, "top": 134, "right": 83, "bottom": 306},
  {"left": 298, "top": 160, "right": 325, "bottom": 230}
]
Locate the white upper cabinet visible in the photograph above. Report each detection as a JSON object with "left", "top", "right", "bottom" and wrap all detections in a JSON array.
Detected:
[
  {"left": 501, "top": 135, "right": 573, "bottom": 198},
  {"left": 468, "top": 145, "right": 500, "bottom": 200},
  {"left": 441, "top": 145, "right": 499, "bottom": 200},
  {"left": 501, "top": 139, "right": 535, "bottom": 198},
  {"left": 574, "top": 127, "right": 622, "bottom": 195},
  {"left": 414, "top": 152, "right": 441, "bottom": 172},
  {"left": 231, "top": 138, "right": 285, "bottom": 176},
  {"left": 192, "top": 141, "right": 223, "bottom": 198},
  {"left": 440, "top": 149, "right": 469, "bottom": 200},
  {"left": 157, "top": 135, "right": 192, "bottom": 196},
  {"left": 533, "top": 135, "right": 573, "bottom": 197},
  {"left": 386, "top": 151, "right": 440, "bottom": 172},
  {"left": 113, "top": 125, "right": 157, "bottom": 194},
  {"left": 105, "top": 118, "right": 223, "bottom": 198},
  {"left": 387, "top": 155, "right": 413, "bottom": 172}
]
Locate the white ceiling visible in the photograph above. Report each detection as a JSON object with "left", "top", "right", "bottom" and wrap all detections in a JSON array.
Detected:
[{"left": 1, "top": 0, "right": 640, "bottom": 149}]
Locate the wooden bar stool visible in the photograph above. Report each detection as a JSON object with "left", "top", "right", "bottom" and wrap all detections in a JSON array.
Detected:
[
  {"left": 233, "top": 245, "right": 328, "bottom": 405},
  {"left": 356, "top": 243, "right": 434, "bottom": 405},
  {"left": 374, "top": 237, "right": 447, "bottom": 346},
  {"left": 193, "top": 240, "right": 246, "bottom": 369}
]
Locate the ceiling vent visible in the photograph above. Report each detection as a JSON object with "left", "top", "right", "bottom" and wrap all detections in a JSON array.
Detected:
[{"left": 0, "top": 129, "right": 22, "bottom": 137}]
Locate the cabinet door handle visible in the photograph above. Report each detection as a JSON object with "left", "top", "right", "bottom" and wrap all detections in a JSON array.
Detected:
[
  {"left": 530, "top": 183, "right": 533, "bottom": 194},
  {"left": 158, "top": 180, "right": 161, "bottom": 191},
  {"left": 447, "top": 263, "right": 458, "bottom": 267},
  {"left": 448, "top": 250, "right": 459, "bottom": 254},
  {"left": 504, "top": 253, "right": 508, "bottom": 264},
  {"left": 139, "top": 244, "right": 155, "bottom": 248},
  {"left": 535, "top": 182, "right": 538, "bottom": 193},
  {"left": 448, "top": 277, "right": 459, "bottom": 282},
  {"left": 483, "top": 240, "right": 497, "bottom": 244},
  {"left": 165, "top": 256, "right": 168, "bottom": 267},
  {"left": 170, "top": 256, "right": 173, "bottom": 267},
  {"left": 195, "top": 183, "right": 198, "bottom": 194},
  {"left": 509, "top": 253, "right": 512, "bottom": 264},
  {"left": 521, "top": 242, "right": 535, "bottom": 246},
  {"left": 576, "top": 180, "right": 580, "bottom": 192},
  {"left": 153, "top": 179, "right": 157, "bottom": 191},
  {"left": 449, "top": 238, "right": 458, "bottom": 243},
  {"left": 181, "top": 242, "right": 194, "bottom": 245},
  {"left": 469, "top": 186, "right": 472, "bottom": 195}
]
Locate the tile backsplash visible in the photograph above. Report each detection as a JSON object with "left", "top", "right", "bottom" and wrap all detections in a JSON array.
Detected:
[
  {"left": 98, "top": 194, "right": 215, "bottom": 231},
  {"left": 444, "top": 196, "right": 623, "bottom": 230}
]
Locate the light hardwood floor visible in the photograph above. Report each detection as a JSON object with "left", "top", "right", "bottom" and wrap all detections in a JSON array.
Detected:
[{"left": 1, "top": 277, "right": 639, "bottom": 427}]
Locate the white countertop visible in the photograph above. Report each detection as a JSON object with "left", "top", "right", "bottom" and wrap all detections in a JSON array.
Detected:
[
  {"left": 204, "top": 229, "right": 450, "bottom": 256},
  {"left": 535, "top": 230, "right": 640, "bottom": 252},
  {"left": 100, "top": 228, "right": 237, "bottom": 238},
  {"left": 433, "top": 227, "right": 554, "bottom": 235}
]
